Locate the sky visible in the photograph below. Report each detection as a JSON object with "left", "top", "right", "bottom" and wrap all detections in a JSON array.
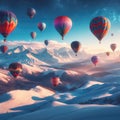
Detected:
[{"left": 0, "top": 0, "right": 120, "bottom": 53}]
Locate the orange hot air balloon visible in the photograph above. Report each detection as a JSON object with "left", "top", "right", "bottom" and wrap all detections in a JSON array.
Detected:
[
  {"left": 110, "top": 43, "right": 116, "bottom": 52},
  {"left": 0, "top": 10, "right": 18, "bottom": 42},
  {"left": 90, "top": 16, "right": 110, "bottom": 44},
  {"left": 106, "top": 52, "right": 110, "bottom": 56},
  {"left": 54, "top": 16, "right": 72, "bottom": 40},
  {"left": 51, "top": 77, "right": 61, "bottom": 87}
]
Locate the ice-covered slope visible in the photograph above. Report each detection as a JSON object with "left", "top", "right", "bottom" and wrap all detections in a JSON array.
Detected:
[
  {"left": 8, "top": 105, "right": 120, "bottom": 120},
  {"left": 0, "top": 86, "right": 54, "bottom": 114}
]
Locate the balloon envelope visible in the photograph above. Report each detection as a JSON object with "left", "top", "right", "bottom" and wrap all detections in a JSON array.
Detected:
[
  {"left": 0, "top": 10, "right": 18, "bottom": 41},
  {"left": 51, "top": 77, "right": 61, "bottom": 87},
  {"left": 110, "top": 43, "right": 116, "bottom": 52},
  {"left": 31, "top": 32, "right": 36, "bottom": 39},
  {"left": 27, "top": 8, "right": 36, "bottom": 18},
  {"left": 44, "top": 40, "right": 48, "bottom": 46},
  {"left": 71, "top": 41, "right": 81, "bottom": 56},
  {"left": 54, "top": 16, "right": 72, "bottom": 40},
  {"left": 91, "top": 56, "right": 98, "bottom": 66},
  {"left": 38, "top": 22, "right": 46, "bottom": 31},
  {"left": 0, "top": 45, "right": 8, "bottom": 53},
  {"left": 90, "top": 16, "right": 110, "bottom": 43},
  {"left": 106, "top": 52, "right": 110, "bottom": 56},
  {"left": 9, "top": 62, "right": 22, "bottom": 78}
]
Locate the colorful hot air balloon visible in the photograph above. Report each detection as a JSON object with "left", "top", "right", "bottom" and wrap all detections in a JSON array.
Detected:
[
  {"left": 38, "top": 22, "right": 46, "bottom": 31},
  {"left": 31, "top": 32, "right": 36, "bottom": 39},
  {"left": 54, "top": 16, "right": 72, "bottom": 40},
  {"left": 0, "top": 10, "right": 18, "bottom": 42},
  {"left": 44, "top": 40, "right": 48, "bottom": 46},
  {"left": 9, "top": 62, "right": 22, "bottom": 78},
  {"left": 71, "top": 41, "right": 81, "bottom": 56},
  {"left": 51, "top": 77, "right": 61, "bottom": 87},
  {"left": 90, "top": 16, "right": 111, "bottom": 44},
  {"left": 27, "top": 8, "right": 36, "bottom": 18},
  {"left": 110, "top": 43, "right": 116, "bottom": 52},
  {"left": 106, "top": 52, "right": 110, "bottom": 56},
  {"left": 0, "top": 45, "right": 8, "bottom": 53},
  {"left": 91, "top": 56, "right": 98, "bottom": 66}
]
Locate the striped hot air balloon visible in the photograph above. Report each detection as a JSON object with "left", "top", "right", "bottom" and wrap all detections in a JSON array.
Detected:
[
  {"left": 0, "top": 10, "right": 18, "bottom": 42},
  {"left": 90, "top": 16, "right": 110, "bottom": 44}
]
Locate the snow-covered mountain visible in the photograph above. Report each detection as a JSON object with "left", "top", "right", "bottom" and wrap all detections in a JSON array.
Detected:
[{"left": 0, "top": 41, "right": 120, "bottom": 120}]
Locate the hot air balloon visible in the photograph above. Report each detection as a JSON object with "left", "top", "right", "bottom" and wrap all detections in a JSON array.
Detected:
[
  {"left": 111, "top": 33, "right": 114, "bottom": 36},
  {"left": 38, "top": 22, "right": 46, "bottom": 31},
  {"left": 0, "top": 10, "right": 18, "bottom": 42},
  {"left": 51, "top": 77, "right": 61, "bottom": 87},
  {"left": 27, "top": 8, "right": 36, "bottom": 18},
  {"left": 90, "top": 16, "right": 111, "bottom": 44},
  {"left": 9, "top": 62, "right": 22, "bottom": 78},
  {"left": 106, "top": 52, "right": 110, "bottom": 56},
  {"left": 54, "top": 16, "right": 72, "bottom": 40},
  {"left": 44, "top": 40, "right": 48, "bottom": 46},
  {"left": 31, "top": 32, "right": 36, "bottom": 39},
  {"left": 71, "top": 41, "right": 81, "bottom": 56},
  {"left": 91, "top": 56, "right": 98, "bottom": 66},
  {"left": 0, "top": 45, "right": 8, "bottom": 53},
  {"left": 110, "top": 43, "right": 116, "bottom": 52}
]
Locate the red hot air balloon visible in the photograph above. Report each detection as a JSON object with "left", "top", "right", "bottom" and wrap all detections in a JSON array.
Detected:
[
  {"left": 110, "top": 43, "right": 116, "bottom": 52},
  {"left": 0, "top": 45, "right": 8, "bottom": 53},
  {"left": 90, "top": 16, "right": 110, "bottom": 44},
  {"left": 27, "top": 8, "right": 36, "bottom": 18},
  {"left": 9, "top": 62, "right": 22, "bottom": 78},
  {"left": 0, "top": 10, "right": 18, "bottom": 42},
  {"left": 71, "top": 41, "right": 81, "bottom": 56},
  {"left": 54, "top": 16, "right": 72, "bottom": 40},
  {"left": 38, "top": 22, "right": 46, "bottom": 31},
  {"left": 31, "top": 32, "right": 36, "bottom": 39},
  {"left": 51, "top": 77, "right": 61, "bottom": 87},
  {"left": 91, "top": 56, "right": 98, "bottom": 66},
  {"left": 106, "top": 52, "right": 110, "bottom": 56}
]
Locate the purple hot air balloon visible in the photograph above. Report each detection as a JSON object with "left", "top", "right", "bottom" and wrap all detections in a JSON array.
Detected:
[
  {"left": 31, "top": 32, "right": 36, "bottom": 39},
  {"left": 38, "top": 22, "right": 46, "bottom": 31},
  {"left": 91, "top": 56, "right": 98, "bottom": 66},
  {"left": 27, "top": 8, "right": 36, "bottom": 18},
  {"left": 54, "top": 16, "right": 72, "bottom": 40}
]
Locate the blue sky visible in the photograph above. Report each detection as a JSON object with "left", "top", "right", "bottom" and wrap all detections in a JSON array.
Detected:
[{"left": 0, "top": 0, "right": 120, "bottom": 48}]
